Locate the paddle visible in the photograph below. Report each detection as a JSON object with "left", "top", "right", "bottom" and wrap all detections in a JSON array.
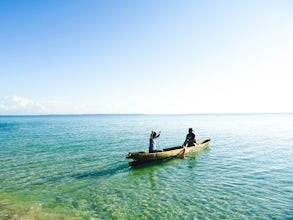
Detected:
[{"left": 179, "top": 144, "right": 187, "bottom": 159}]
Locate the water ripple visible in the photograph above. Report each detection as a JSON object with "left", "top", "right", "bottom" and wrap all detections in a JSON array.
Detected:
[{"left": 1, "top": 114, "right": 293, "bottom": 219}]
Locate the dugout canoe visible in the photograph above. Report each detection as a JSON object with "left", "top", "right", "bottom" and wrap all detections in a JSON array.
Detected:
[{"left": 126, "top": 139, "right": 211, "bottom": 166}]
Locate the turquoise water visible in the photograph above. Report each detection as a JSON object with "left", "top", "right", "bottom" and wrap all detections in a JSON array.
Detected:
[{"left": 0, "top": 114, "right": 292, "bottom": 219}]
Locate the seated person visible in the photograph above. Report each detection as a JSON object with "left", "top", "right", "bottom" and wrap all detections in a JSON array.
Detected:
[{"left": 183, "top": 128, "right": 197, "bottom": 147}]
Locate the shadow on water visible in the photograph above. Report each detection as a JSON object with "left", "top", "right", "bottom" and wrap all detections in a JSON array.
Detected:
[
  {"left": 30, "top": 158, "right": 183, "bottom": 187},
  {"left": 27, "top": 163, "right": 131, "bottom": 187},
  {"left": 72, "top": 163, "right": 130, "bottom": 179}
]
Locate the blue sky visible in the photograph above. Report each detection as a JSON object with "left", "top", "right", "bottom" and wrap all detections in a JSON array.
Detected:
[{"left": 0, "top": 0, "right": 292, "bottom": 114}]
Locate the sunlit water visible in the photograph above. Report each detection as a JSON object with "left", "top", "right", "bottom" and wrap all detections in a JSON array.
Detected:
[{"left": 0, "top": 114, "right": 292, "bottom": 219}]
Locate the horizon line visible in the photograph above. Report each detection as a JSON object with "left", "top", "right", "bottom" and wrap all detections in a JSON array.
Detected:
[{"left": 0, "top": 112, "right": 293, "bottom": 117}]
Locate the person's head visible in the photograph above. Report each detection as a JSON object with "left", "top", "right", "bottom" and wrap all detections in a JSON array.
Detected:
[
  {"left": 152, "top": 131, "right": 157, "bottom": 138},
  {"left": 188, "top": 128, "right": 193, "bottom": 133}
]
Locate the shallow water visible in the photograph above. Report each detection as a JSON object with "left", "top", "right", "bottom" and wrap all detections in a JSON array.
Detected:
[{"left": 0, "top": 114, "right": 293, "bottom": 219}]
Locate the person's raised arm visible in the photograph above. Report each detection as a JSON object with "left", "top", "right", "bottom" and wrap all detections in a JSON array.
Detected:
[{"left": 155, "top": 131, "right": 161, "bottom": 138}]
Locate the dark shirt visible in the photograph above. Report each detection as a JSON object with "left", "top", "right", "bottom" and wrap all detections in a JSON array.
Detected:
[{"left": 184, "top": 132, "right": 196, "bottom": 146}]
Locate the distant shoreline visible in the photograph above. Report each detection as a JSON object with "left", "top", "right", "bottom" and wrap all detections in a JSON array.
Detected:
[{"left": 0, "top": 112, "right": 292, "bottom": 117}]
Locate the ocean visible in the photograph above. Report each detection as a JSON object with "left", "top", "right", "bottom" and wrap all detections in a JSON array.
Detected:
[{"left": 0, "top": 114, "right": 292, "bottom": 219}]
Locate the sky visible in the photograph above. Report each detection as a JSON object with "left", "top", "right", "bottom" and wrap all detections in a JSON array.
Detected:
[{"left": 0, "top": 0, "right": 293, "bottom": 115}]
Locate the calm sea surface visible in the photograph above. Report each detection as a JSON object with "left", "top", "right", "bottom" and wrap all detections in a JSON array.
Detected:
[{"left": 0, "top": 114, "right": 292, "bottom": 219}]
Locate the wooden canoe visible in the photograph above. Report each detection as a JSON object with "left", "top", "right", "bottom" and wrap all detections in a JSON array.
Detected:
[{"left": 126, "top": 139, "right": 211, "bottom": 166}]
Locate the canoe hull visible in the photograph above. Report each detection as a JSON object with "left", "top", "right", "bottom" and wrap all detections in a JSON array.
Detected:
[{"left": 126, "top": 139, "right": 210, "bottom": 166}]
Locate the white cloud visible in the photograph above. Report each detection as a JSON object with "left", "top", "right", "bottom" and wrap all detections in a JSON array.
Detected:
[
  {"left": 0, "top": 96, "right": 47, "bottom": 114},
  {"left": 0, "top": 95, "right": 140, "bottom": 115},
  {"left": 11, "top": 96, "right": 31, "bottom": 107},
  {"left": 0, "top": 96, "right": 86, "bottom": 115}
]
